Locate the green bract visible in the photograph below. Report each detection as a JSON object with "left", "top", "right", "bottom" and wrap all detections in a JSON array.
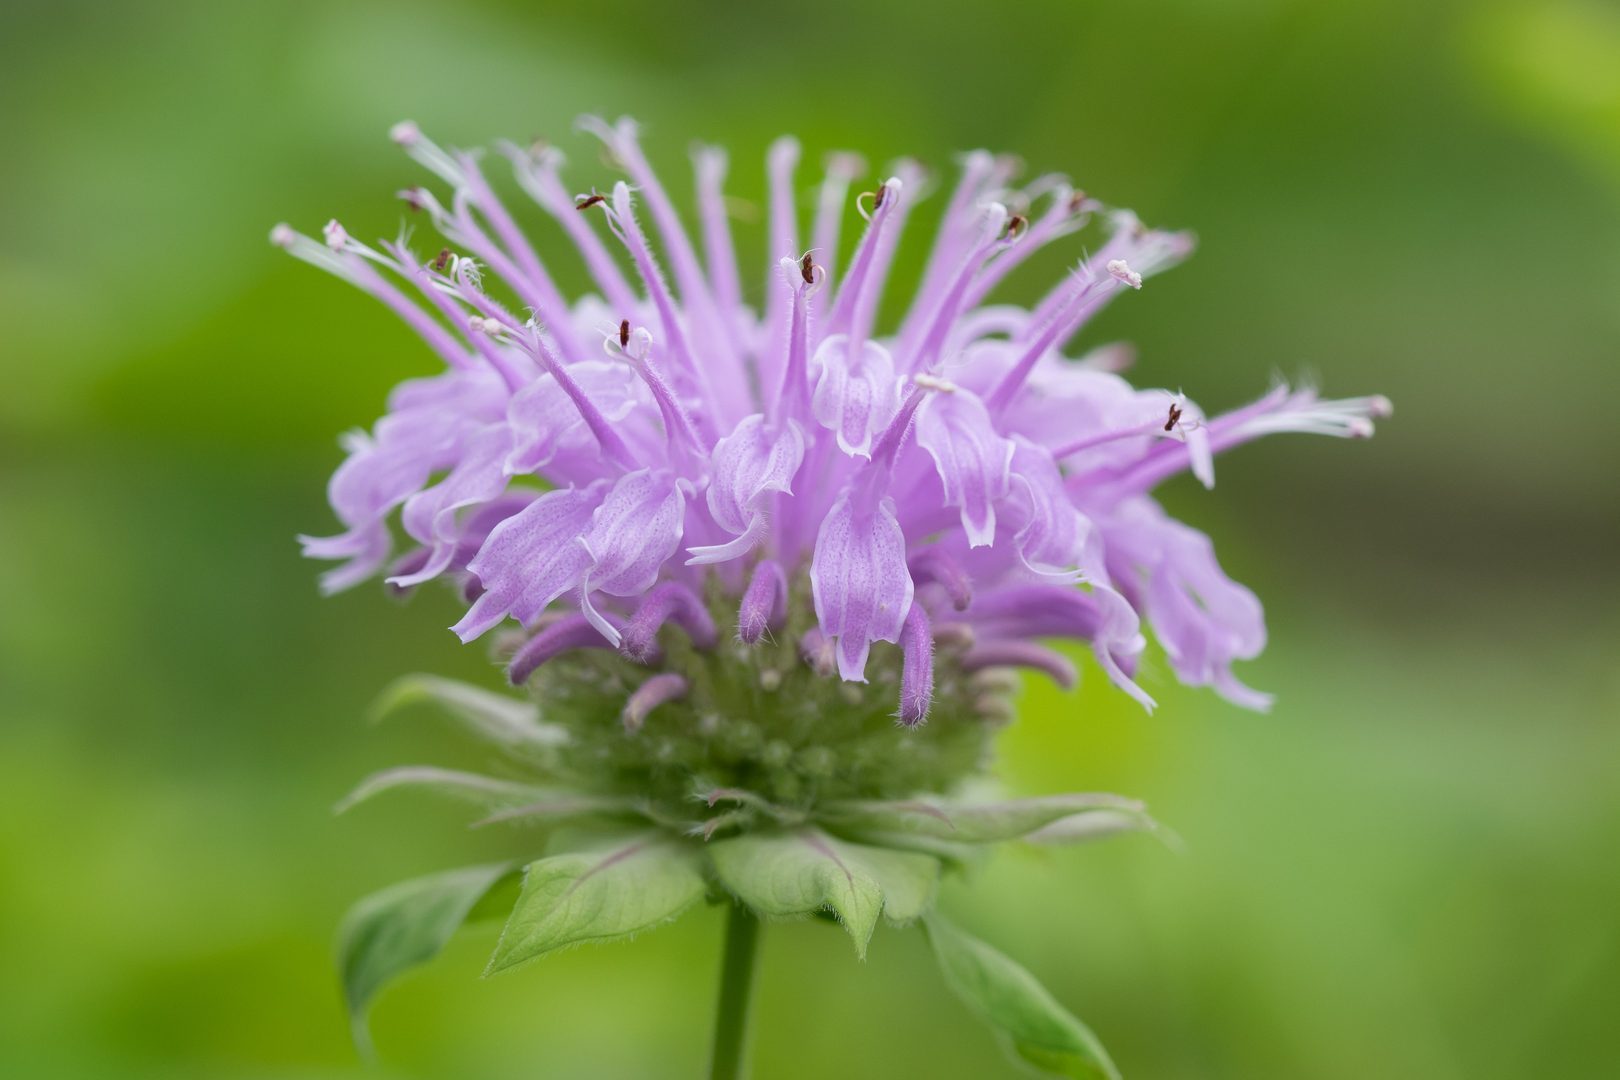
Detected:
[{"left": 338, "top": 649, "right": 1160, "bottom": 1076}]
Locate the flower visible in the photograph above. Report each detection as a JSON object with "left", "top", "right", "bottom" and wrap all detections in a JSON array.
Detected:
[
  {"left": 290, "top": 120, "right": 1390, "bottom": 1075},
  {"left": 278, "top": 116, "right": 1387, "bottom": 725}
]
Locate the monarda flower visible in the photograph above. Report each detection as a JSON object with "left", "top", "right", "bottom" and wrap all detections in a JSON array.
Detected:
[{"left": 280, "top": 116, "right": 1387, "bottom": 1079}]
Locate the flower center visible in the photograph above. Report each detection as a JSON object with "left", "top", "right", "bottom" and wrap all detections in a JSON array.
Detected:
[{"left": 513, "top": 594, "right": 1007, "bottom": 830}]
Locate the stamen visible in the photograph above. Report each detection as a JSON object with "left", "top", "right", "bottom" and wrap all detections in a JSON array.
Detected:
[
  {"left": 903, "top": 201, "right": 1011, "bottom": 373},
  {"left": 450, "top": 151, "right": 589, "bottom": 363},
  {"left": 1048, "top": 415, "right": 1164, "bottom": 460},
  {"left": 613, "top": 320, "right": 704, "bottom": 455},
  {"left": 960, "top": 182, "right": 1089, "bottom": 311},
  {"left": 580, "top": 116, "right": 740, "bottom": 390},
  {"left": 772, "top": 256, "right": 818, "bottom": 426},
  {"left": 602, "top": 182, "right": 721, "bottom": 431},
  {"left": 984, "top": 263, "right": 1113, "bottom": 412},
  {"left": 824, "top": 174, "right": 905, "bottom": 346},
  {"left": 273, "top": 223, "right": 476, "bottom": 373},
  {"left": 759, "top": 137, "right": 802, "bottom": 396},
  {"left": 1107, "top": 259, "right": 1143, "bottom": 290},
  {"left": 498, "top": 140, "right": 641, "bottom": 314},
  {"left": 895, "top": 150, "right": 1013, "bottom": 346},
  {"left": 510, "top": 326, "right": 637, "bottom": 468}
]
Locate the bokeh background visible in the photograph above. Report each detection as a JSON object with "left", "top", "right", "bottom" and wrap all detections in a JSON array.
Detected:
[{"left": 3, "top": 0, "right": 1618, "bottom": 1077}]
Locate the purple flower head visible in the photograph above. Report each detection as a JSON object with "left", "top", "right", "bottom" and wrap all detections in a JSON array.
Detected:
[{"left": 280, "top": 118, "right": 1389, "bottom": 722}]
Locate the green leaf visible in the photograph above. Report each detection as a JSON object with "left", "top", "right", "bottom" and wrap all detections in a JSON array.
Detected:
[
  {"left": 338, "top": 862, "right": 518, "bottom": 1033},
  {"left": 823, "top": 793, "right": 1151, "bottom": 844},
  {"left": 922, "top": 914, "right": 1121, "bottom": 1080},
  {"left": 370, "top": 674, "right": 567, "bottom": 750},
  {"left": 486, "top": 832, "right": 706, "bottom": 974},
  {"left": 334, "top": 765, "right": 552, "bottom": 814},
  {"left": 708, "top": 829, "right": 941, "bottom": 956}
]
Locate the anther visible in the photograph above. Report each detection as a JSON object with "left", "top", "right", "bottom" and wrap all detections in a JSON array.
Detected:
[
  {"left": 575, "top": 192, "right": 607, "bottom": 211},
  {"left": 433, "top": 248, "right": 452, "bottom": 273},
  {"left": 1106, "top": 258, "right": 1143, "bottom": 290},
  {"left": 872, "top": 185, "right": 888, "bottom": 211},
  {"left": 914, "top": 372, "right": 958, "bottom": 394},
  {"left": 399, "top": 187, "right": 428, "bottom": 213},
  {"left": 1002, "top": 214, "right": 1029, "bottom": 241},
  {"left": 1164, "top": 401, "right": 1182, "bottom": 432},
  {"left": 322, "top": 220, "right": 349, "bottom": 250},
  {"left": 800, "top": 252, "right": 815, "bottom": 285},
  {"left": 618, "top": 318, "right": 631, "bottom": 349}
]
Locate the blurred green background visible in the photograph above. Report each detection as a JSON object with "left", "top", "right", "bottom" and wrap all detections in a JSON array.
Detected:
[{"left": 2, "top": 0, "right": 1617, "bottom": 1077}]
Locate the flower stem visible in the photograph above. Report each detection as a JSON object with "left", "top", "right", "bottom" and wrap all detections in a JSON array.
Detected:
[{"left": 708, "top": 904, "right": 761, "bottom": 1080}]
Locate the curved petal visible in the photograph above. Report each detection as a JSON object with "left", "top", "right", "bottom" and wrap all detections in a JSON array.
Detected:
[
  {"left": 810, "top": 334, "right": 901, "bottom": 458},
  {"left": 915, "top": 388, "right": 1014, "bottom": 547},
  {"left": 452, "top": 482, "right": 607, "bottom": 642},
  {"left": 1005, "top": 437, "right": 1090, "bottom": 581},
  {"left": 1104, "top": 498, "right": 1269, "bottom": 710},
  {"left": 688, "top": 415, "right": 805, "bottom": 565},
  {"left": 579, "top": 470, "right": 688, "bottom": 644}
]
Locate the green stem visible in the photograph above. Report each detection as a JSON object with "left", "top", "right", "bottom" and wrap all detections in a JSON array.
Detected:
[{"left": 708, "top": 904, "right": 761, "bottom": 1080}]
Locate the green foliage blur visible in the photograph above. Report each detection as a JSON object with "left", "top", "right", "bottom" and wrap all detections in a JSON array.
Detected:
[{"left": 2, "top": 0, "right": 1616, "bottom": 1076}]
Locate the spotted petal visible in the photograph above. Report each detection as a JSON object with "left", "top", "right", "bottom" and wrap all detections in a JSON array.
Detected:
[
  {"left": 452, "top": 482, "right": 608, "bottom": 642},
  {"left": 810, "top": 492, "right": 914, "bottom": 681}
]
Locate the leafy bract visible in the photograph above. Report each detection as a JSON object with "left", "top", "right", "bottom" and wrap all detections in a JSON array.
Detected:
[
  {"left": 822, "top": 793, "right": 1151, "bottom": 844},
  {"left": 708, "top": 828, "right": 942, "bottom": 957},
  {"left": 334, "top": 765, "right": 551, "bottom": 815},
  {"left": 338, "top": 862, "right": 518, "bottom": 1034},
  {"left": 486, "top": 831, "right": 706, "bottom": 974},
  {"left": 370, "top": 673, "right": 567, "bottom": 749},
  {"left": 923, "top": 914, "right": 1120, "bottom": 1080}
]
